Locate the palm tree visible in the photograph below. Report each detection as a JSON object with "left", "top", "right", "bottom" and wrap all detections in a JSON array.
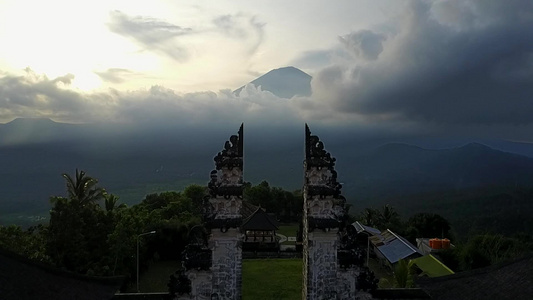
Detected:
[
  {"left": 379, "top": 204, "right": 400, "bottom": 229},
  {"left": 361, "top": 207, "right": 380, "bottom": 227},
  {"left": 394, "top": 259, "right": 416, "bottom": 288},
  {"left": 104, "top": 193, "right": 126, "bottom": 213},
  {"left": 62, "top": 169, "right": 105, "bottom": 206}
]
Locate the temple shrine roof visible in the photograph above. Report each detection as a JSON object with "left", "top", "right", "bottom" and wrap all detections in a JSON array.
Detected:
[{"left": 242, "top": 206, "right": 279, "bottom": 231}]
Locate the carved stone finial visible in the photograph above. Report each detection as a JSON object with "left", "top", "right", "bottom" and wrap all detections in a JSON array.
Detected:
[
  {"left": 205, "top": 124, "right": 244, "bottom": 226},
  {"left": 305, "top": 124, "right": 342, "bottom": 200},
  {"left": 208, "top": 124, "right": 244, "bottom": 199},
  {"left": 303, "top": 125, "right": 363, "bottom": 300}
]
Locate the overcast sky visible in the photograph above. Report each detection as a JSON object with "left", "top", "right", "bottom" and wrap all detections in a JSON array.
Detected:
[{"left": 1, "top": 0, "right": 533, "bottom": 142}]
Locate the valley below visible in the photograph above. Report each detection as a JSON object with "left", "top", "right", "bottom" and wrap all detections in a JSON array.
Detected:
[{"left": 2, "top": 118, "right": 533, "bottom": 238}]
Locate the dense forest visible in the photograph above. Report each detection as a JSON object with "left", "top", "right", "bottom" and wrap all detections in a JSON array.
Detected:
[
  {"left": 0, "top": 171, "right": 305, "bottom": 289},
  {"left": 366, "top": 185, "right": 533, "bottom": 239},
  {"left": 0, "top": 170, "right": 206, "bottom": 289},
  {"left": 1, "top": 170, "right": 532, "bottom": 290}
]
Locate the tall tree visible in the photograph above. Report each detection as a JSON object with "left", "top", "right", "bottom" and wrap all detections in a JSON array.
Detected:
[
  {"left": 62, "top": 169, "right": 105, "bottom": 206},
  {"left": 405, "top": 213, "right": 451, "bottom": 242},
  {"left": 360, "top": 208, "right": 381, "bottom": 228},
  {"left": 47, "top": 170, "right": 109, "bottom": 274},
  {"left": 183, "top": 184, "right": 207, "bottom": 216},
  {"left": 104, "top": 193, "right": 126, "bottom": 214},
  {"left": 394, "top": 259, "right": 416, "bottom": 288},
  {"left": 244, "top": 181, "right": 273, "bottom": 210},
  {"left": 461, "top": 234, "right": 528, "bottom": 270},
  {"left": 0, "top": 225, "right": 49, "bottom": 262},
  {"left": 359, "top": 205, "right": 401, "bottom": 230},
  {"left": 378, "top": 204, "right": 401, "bottom": 230}
]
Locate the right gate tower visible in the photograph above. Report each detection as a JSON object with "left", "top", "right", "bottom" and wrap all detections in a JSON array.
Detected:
[{"left": 302, "top": 124, "right": 363, "bottom": 299}]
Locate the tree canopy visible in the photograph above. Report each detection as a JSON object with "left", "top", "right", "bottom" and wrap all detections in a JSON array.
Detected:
[
  {"left": 62, "top": 169, "right": 106, "bottom": 206},
  {"left": 244, "top": 181, "right": 302, "bottom": 222}
]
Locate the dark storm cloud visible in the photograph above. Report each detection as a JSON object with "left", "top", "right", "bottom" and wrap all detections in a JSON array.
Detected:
[
  {"left": 290, "top": 50, "right": 332, "bottom": 69},
  {"left": 107, "top": 10, "right": 192, "bottom": 61},
  {"left": 338, "top": 30, "right": 386, "bottom": 61},
  {"left": 312, "top": 0, "right": 533, "bottom": 126},
  {"left": 290, "top": 49, "right": 351, "bottom": 70},
  {"left": 0, "top": 69, "right": 87, "bottom": 119}
]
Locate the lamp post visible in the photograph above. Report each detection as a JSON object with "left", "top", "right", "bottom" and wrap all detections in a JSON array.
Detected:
[{"left": 137, "top": 230, "right": 156, "bottom": 293}]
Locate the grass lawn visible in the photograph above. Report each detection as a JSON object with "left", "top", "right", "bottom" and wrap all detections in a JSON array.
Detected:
[
  {"left": 128, "top": 258, "right": 303, "bottom": 297},
  {"left": 242, "top": 258, "right": 302, "bottom": 300},
  {"left": 277, "top": 224, "right": 299, "bottom": 237}
]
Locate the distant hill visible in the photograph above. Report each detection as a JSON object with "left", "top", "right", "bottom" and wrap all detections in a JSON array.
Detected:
[
  {"left": 341, "top": 142, "right": 533, "bottom": 204},
  {"left": 0, "top": 118, "right": 71, "bottom": 145},
  {"left": 337, "top": 143, "right": 533, "bottom": 237},
  {"left": 381, "top": 185, "right": 533, "bottom": 238},
  {"left": 233, "top": 66, "right": 312, "bottom": 98},
  {"left": 3, "top": 119, "right": 533, "bottom": 232}
]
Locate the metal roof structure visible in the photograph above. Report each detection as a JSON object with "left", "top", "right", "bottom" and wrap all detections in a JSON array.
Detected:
[
  {"left": 412, "top": 254, "right": 455, "bottom": 278},
  {"left": 372, "top": 229, "right": 422, "bottom": 264},
  {"left": 351, "top": 221, "right": 382, "bottom": 236},
  {"left": 242, "top": 206, "right": 279, "bottom": 231}
]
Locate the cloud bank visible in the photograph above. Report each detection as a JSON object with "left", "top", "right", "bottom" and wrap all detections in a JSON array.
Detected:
[
  {"left": 310, "top": 0, "right": 533, "bottom": 128},
  {"left": 0, "top": 69, "right": 304, "bottom": 129},
  {"left": 1, "top": 0, "right": 533, "bottom": 142}
]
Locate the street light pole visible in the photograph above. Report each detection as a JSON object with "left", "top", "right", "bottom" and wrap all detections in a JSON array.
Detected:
[{"left": 137, "top": 230, "right": 156, "bottom": 293}]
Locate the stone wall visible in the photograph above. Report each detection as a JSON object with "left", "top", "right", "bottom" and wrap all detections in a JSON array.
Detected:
[
  {"left": 306, "top": 230, "right": 339, "bottom": 299},
  {"left": 210, "top": 228, "right": 242, "bottom": 299},
  {"left": 303, "top": 124, "right": 360, "bottom": 300},
  {"left": 187, "top": 270, "right": 212, "bottom": 299},
  {"left": 180, "top": 125, "right": 244, "bottom": 300},
  {"left": 302, "top": 183, "right": 309, "bottom": 300}
]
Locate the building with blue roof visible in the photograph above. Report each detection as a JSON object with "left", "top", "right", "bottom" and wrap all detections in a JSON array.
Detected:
[{"left": 370, "top": 229, "right": 422, "bottom": 269}]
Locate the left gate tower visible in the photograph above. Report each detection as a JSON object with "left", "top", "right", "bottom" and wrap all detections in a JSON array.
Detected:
[{"left": 180, "top": 124, "right": 244, "bottom": 300}]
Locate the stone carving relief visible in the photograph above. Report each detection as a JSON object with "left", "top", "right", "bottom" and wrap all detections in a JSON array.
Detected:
[
  {"left": 211, "top": 237, "right": 242, "bottom": 300},
  {"left": 210, "top": 197, "right": 242, "bottom": 220},
  {"left": 337, "top": 269, "right": 358, "bottom": 299},
  {"left": 204, "top": 125, "right": 244, "bottom": 300},
  {"left": 187, "top": 271, "right": 213, "bottom": 300},
  {"left": 307, "top": 238, "right": 339, "bottom": 299},
  {"left": 304, "top": 124, "right": 364, "bottom": 300},
  {"left": 181, "top": 125, "right": 244, "bottom": 300},
  {"left": 205, "top": 124, "right": 244, "bottom": 224},
  {"left": 304, "top": 124, "right": 347, "bottom": 225}
]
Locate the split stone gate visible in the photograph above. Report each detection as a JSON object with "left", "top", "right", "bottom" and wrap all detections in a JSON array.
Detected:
[{"left": 178, "top": 124, "right": 368, "bottom": 300}]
